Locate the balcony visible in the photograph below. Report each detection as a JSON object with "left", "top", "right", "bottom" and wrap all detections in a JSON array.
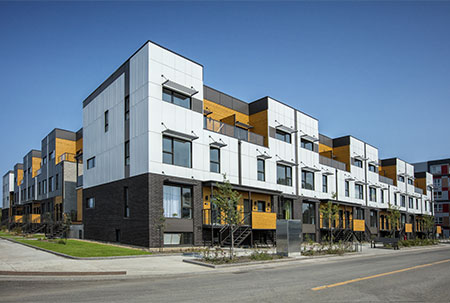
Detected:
[
  {"left": 58, "top": 153, "right": 77, "bottom": 163},
  {"left": 251, "top": 212, "right": 276, "bottom": 230},
  {"left": 415, "top": 187, "right": 424, "bottom": 195},
  {"left": 379, "top": 175, "right": 394, "bottom": 185},
  {"left": 204, "top": 117, "right": 264, "bottom": 146},
  {"left": 319, "top": 155, "right": 346, "bottom": 171}
]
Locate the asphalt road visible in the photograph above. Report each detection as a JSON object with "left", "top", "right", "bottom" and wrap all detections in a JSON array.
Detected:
[{"left": 1, "top": 246, "right": 450, "bottom": 303}]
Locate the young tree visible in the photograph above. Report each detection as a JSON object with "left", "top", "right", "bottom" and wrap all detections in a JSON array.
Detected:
[
  {"left": 319, "top": 201, "right": 339, "bottom": 245},
  {"left": 213, "top": 174, "right": 242, "bottom": 259},
  {"left": 423, "top": 215, "right": 435, "bottom": 239},
  {"left": 156, "top": 209, "right": 166, "bottom": 252},
  {"left": 387, "top": 203, "right": 400, "bottom": 238}
]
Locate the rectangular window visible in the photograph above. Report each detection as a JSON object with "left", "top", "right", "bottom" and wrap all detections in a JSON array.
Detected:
[
  {"left": 86, "top": 197, "right": 95, "bottom": 209},
  {"left": 55, "top": 174, "right": 59, "bottom": 190},
  {"left": 408, "top": 178, "right": 414, "bottom": 185},
  {"left": 49, "top": 177, "right": 54, "bottom": 192},
  {"left": 210, "top": 147, "right": 220, "bottom": 173},
  {"left": 416, "top": 199, "right": 419, "bottom": 209},
  {"left": 301, "top": 170, "right": 314, "bottom": 190},
  {"left": 369, "top": 164, "right": 377, "bottom": 172},
  {"left": 370, "top": 210, "right": 377, "bottom": 228},
  {"left": 163, "top": 136, "right": 192, "bottom": 168},
  {"left": 124, "top": 96, "right": 130, "bottom": 121},
  {"left": 398, "top": 175, "right": 405, "bottom": 182},
  {"left": 355, "top": 184, "right": 363, "bottom": 200},
  {"left": 104, "top": 110, "right": 109, "bottom": 132},
  {"left": 345, "top": 181, "right": 350, "bottom": 197},
  {"left": 302, "top": 202, "right": 315, "bottom": 224},
  {"left": 275, "top": 130, "right": 291, "bottom": 143},
  {"left": 369, "top": 187, "right": 377, "bottom": 202},
  {"left": 125, "top": 141, "right": 130, "bottom": 166},
  {"left": 87, "top": 157, "right": 95, "bottom": 169},
  {"left": 394, "top": 193, "right": 398, "bottom": 205},
  {"left": 353, "top": 158, "right": 363, "bottom": 168},
  {"left": 301, "top": 139, "right": 313, "bottom": 151},
  {"left": 401, "top": 195, "right": 406, "bottom": 207},
  {"left": 124, "top": 187, "right": 129, "bottom": 218},
  {"left": 28, "top": 167, "right": 31, "bottom": 175},
  {"left": 43, "top": 156, "right": 47, "bottom": 165},
  {"left": 162, "top": 88, "right": 191, "bottom": 109},
  {"left": 257, "top": 201, "right": 266, "bottom": 212},
  {"left": 277, "top": 164, "right": 292, "bottom": 186},
  {"left": 163, "top": 185, "right": 192, "bottom": 219},
  {"left": 38, "top": 182, "right": 41, "bottom": 195},
  {"left": 380, "top": 190, "right": 384, "bottom": 203},
  {"left": 322, "top": 175, "right": 328, "bottom": 193},
  {"left": 43, "top": 179, "right": 47, "bottom": 194},
  {"left": 409, "top": 197, "right": 413, "bottom": 208},
  {"left": 49, "top": 151, "right": 55, "bottom": 160},
  {"left": 164, "top": 232, "right": 193, "bottom": 245},
  {"left": 257, "top": 159, "right": 265, "bottom": 181}
]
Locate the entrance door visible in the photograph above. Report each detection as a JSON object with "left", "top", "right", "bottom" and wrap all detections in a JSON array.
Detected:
[
  {"left": 345, "top": 211, "right": 350, "bottom": 229},
  {"left": 339, "top": 210, "right": 344, "bottom": 229},
  {"left": 243, "top": 199, "right": 251, "bottom": 225}
]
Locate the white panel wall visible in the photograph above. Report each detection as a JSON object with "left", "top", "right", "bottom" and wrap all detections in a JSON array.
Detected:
[{"left": 83, "top": 75, "right": 125, "bottom": 189}]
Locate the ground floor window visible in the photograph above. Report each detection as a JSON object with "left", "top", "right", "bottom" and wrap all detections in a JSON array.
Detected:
[
  {"left": 370, "top": 210, "right": 377, "bottom": 227},
  {"left": 257, "top": 201, "right": 266, "bottom": 212},
  {"left": 163, "top": 185, "right": 192, "bottom": 219},
  {"left": 302, "top": 202, "right": 315, "bottom": 224},
  {"left": 164, "top": 232, "right": 193, "bottom": 245},
  {"left": 278, "top": 198, "right": 293, "bottom": 219}
]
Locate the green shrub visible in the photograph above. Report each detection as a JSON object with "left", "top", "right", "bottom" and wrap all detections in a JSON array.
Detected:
[{"left": 250, "top": 251, "right": 274, "bottom": 261}]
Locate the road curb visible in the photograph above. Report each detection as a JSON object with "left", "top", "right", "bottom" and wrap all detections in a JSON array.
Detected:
[{"left": 0, "top": 270, "right": 127, "bottom": 276}]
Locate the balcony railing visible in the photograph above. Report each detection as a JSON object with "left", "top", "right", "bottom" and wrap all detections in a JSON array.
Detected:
[
  {"left": 58, "top": 153, "right": 77, "bottom": 163},
  {"left": 36, "top": 168, "right": 41, "bottom": 176},
  {"left": 319, "top": 155, "right": 346, "bottom": 171},
  {"left": 204, "top": 117, "right": 264, "bottom": 146},
  {"left": 379, "top": 175, "right": 394, "bottom": 185},
  {"left": 415, "top": 187, "right": 424, "bottom": 194}
]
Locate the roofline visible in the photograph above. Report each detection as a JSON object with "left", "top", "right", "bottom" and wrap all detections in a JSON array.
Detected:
[
  {"left": 261, "top": 96, "right": 318, "bottom": 121},
  {"left": 332, "top": 135, "right": 378, "bottom": 150},
  {"left": 3, "top": 170, "right": 14, "bottom": 177}
]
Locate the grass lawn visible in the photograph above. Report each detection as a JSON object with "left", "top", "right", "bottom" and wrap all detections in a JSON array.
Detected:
[{"left": 16, "top": 239, "right": 152, "bottom": 257}]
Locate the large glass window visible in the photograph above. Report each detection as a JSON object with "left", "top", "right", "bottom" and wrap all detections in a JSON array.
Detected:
[
  {"left": 301, "top": 170, "right": 314, "bottom": 190},
  {"left": 163, "top": 136, "right": 192, "bottom": 168},
  {"left": 353, "top": 158, "right": 363, "bottom": 168},
  {"left": 87, "top": 157, "right": 95, "bottom": 169},
  {"left": 210, "top": 147, "right": 220, "bottom": 173},
  {"left": 398, "top": 175, "right": 405, "bottom": 182},
  {"left": 257, "top": 159, "right": 265, "bottom": 181},
  {"left": 409, "top": 197, "right": 414, "bottom": 208},
  {"left": 49, "top": 177, "right": 54, "bottom": 192},
  {"left": 355, "top": 184, "right": 363, "bottom": 199},
  {"left": 163, "top": 185, "right": 192, "bottom": 219},
  {"left": 275, "top": 130, "right": 291, "bottom": 143},
  {"left": 380, "top": 190, "right": 384, "bottom": 203},
  {"left": 164, "top": 232, "right": 193, "bottom": 245},
  {"left": 394, "top": 193, "right": 398, "bottom": 205},
  {"left": 124, "top": 96, "right": 130, "bottom": 121},
  {"left": 302, "top": 202, "right": 315, "bottom": 224},
  {"left": 368, "top": 164, "right": 377, "bottom": 172},
  {"left": 322, "top": 175, "right": 328, "bottom": 193},
  {"left": 162, "top": 88, "right": 191, "bottom": 109},
  {"left": 301, "top": 139, "right": 313, "bottom": 151},
  {"left": 277, "top": 164, "right": 292, "bottom": 186},
  {"left": 369, "top": 187, "right": 377, "bottom": 202},
  {"left": 370, "top": 210, "right": 377, "bottom": 227},
  {"left": 278, "top": 199, "right": 293, "bottom": 219},
  {"left": 408, "top": 178, "right": 414, "bottom": 185}
]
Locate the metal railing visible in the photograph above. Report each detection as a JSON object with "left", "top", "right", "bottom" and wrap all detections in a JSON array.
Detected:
[
  {"left": 204, "top": 117, "right": 265, "bottom": 146},
  {"left": 319, "top": 155, "right": 347, "bottom": 171},
  {"left": 379, "top": 175, "right": 394, "bottom": 185},
  {"left": 58, "top": 153, "right": 77, "bottom": 163},
  {"left": 415, "top": 187, "right": 423, "bottom": 194}
]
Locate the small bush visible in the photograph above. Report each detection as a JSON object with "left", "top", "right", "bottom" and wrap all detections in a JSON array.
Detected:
[
  {"left": 250, "top": 251, "right": 274, "bottom": 261},
  {"left": 57, "top": 239, "right": 67, "bottom": 245}
]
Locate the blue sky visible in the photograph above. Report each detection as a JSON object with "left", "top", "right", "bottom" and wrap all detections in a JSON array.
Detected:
[{"left": 1, "top": 1, "right": 449, "bottom": 174}]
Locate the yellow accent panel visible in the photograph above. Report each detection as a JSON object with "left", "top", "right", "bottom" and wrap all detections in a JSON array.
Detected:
[
  {"left": 204, "top": 99, "right": 250, "bottom": 124},
  {"left": 379, "top": 165, "right": 397, "bottom": 186},
  {"left": 30, "top": 214, "right": 41, "bottom": 224},
  {"left": 405, "top": 223, "right": 412, "bottom": 233},
  {"left": 76, "top": 138, "right": 83, "bottom": 154},
  {"left": 249, "top": 110, "right": 268, "bottom": 146},
  {"left": 13, "top": 215, "right": 23, "bottom": 223},
  {"left": 332, "top": 145, "right": 350, "bottom": 172},
  {"left": 54, "top": 195, "right": 63, "bottom": 204},
  {"left": 437, "top": 226, "right": 442, "bottom": 234},
  {"left": 55, "top": 138, "right": 76, "bottom": 165},
  {"left": 252, "top": 212, "right": 276, "bottom": 230},
  {"left": 31, "top": 157, "right": 41, "bottom": 178},
  {"left": 319, "top": 143, "right": 333, "bottom": 154},
  {"left": 76, "top": 188, "right": 83, "bottom": 222},
  {"left": 16, "top": 169, "right": 23, "bottom": 186},
  {"left": 353, "top": 219, "right": 365, "bottom": 231},
  {"left": 415, "top": 178, "right": 427, "bottom": 194}
]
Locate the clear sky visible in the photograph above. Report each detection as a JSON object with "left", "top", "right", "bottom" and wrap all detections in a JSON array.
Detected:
[{"left": 1, "top": 1, "right": 449, "bottom": 175}]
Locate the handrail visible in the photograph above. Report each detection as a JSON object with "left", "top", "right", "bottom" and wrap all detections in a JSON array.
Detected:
[
  {"left": 204, "top": 116, "right": 265, "bottom": 146},
  {"left": 58, "top": 153, "right": 77, "bottom": 163},
  {"left": 319, "top": 155, "right": 347, "bottom": 171},
  {"left": 379, "top": 175, "right": 394, "bottom": 185}
]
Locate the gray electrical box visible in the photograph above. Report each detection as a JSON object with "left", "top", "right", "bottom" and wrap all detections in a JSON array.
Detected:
[{"left": 276, "top": 219, "right": 302, "bottom": 257}]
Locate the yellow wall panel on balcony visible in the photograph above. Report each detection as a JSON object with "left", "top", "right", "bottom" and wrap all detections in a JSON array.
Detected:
[
  {"left": 249, "top": 110, "right": 268, "bottom": 146},
  {"left": 13, "top": 215, "right": 23, "bottom": 223},
  {"left": 55, "top": 138, "right": 76, "bottom": 165},
  {"left": 76, "top": 138, "right": 83, "bottom": 154},
  {"left": 31, "top": 157, "right": 41, "bottom": 178},
  {"left": 17, "top": 169, "right": 23, "bottom": 186},
  {"left": 252, "top": 212, "right": 276, "bottom": 230},
  {"left": 332, "top": 145, "right": 350, "bottom": 172},
  {"left": 379, "top": 165, "right": 397, "bottom": 186},
  {"left": 204, "top": 99, "right": 249, "bottom": 124},
  {"left": 30, "top": 214, "right": 41, "bottom": 224},
  {"left": 405, "top": 223, "right": 413, "bottom": 233},
  {"left": 353, "top": 219, "right": 365, "bottom": 231}
]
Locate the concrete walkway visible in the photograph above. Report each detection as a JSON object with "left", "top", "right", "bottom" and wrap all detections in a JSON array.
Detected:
[{"left": 1, "top": 238, "right": 447, "bottom": 279}]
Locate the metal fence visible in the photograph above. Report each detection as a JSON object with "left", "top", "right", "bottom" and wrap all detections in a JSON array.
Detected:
[
  {"left": 319, "top": 155, "right": 347, "bottom": 171},
  {"left": 204, "top": 117, "right": 264, "bottom": 146}
]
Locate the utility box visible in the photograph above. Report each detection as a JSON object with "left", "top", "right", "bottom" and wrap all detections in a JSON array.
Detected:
[{"left": 276, "top": 219, "right": 302, "bottom": 257}]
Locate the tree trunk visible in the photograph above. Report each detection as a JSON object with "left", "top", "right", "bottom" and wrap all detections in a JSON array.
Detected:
[{"left": 230, "top": 224, "right": 234, "bottom": 260}]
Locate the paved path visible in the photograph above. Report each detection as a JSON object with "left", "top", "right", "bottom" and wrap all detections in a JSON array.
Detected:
[{"left": 1, "top": 243, "right": 449, "bottom": 302}]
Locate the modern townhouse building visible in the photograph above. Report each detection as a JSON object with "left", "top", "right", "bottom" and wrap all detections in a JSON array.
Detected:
[
  {"left": 2, "top": 171, "right": 14, "bottom": 222},
  {"left": 77, "top": 40, "right": 434, "bottom": 248},
  {"left": 414, "top": 158, "right": 450, "bottom": 238}
]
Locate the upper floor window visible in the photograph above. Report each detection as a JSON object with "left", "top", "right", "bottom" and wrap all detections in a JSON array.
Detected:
[
  {"left": 124, "top": 141, "right": 130, "bottom": 166},
  {"left": 257, "top": 159, "right": 265, "bottom": 181},
  {"left": 398, "top": 175, "right": 405, "bottom": 182},
  {"left": 162, "top": 88, "right": 191, "bottom": 109},
  {"left": 86, "top": 197, "right": 95, "bottom": 209},
  {"left": 408, "top": 178, "right": 414, "bottom": 185},
  {"left": 353, "top": 158, "right": 363, "bottom": 168},
  {"left": 87, "top": 157, "right": 96, "bottom": 169},
  {"left": 345, "top": 181, "right": 350, "bottom": 197},
  {"left": 104, "top": 110, "right": 109, "bottom": 132},
  {"left": 163, "top": 136, "right": 191, "bottom": 168},
  {"left": 355, "top": 184, "right": 363, "bottom": 200},
  {"left": 302, "top": 170, "right": 314, "bottom": 190},
  {"left": 43, "top": 156, "right": 47, "bottom": 165},
  {"left": 322, "top": 175, "right": 328, "bottom": 193},
  {"left": 408, "top": 197, "right": 414, "bottom": 208},
  {"left": 380, "top": 190, "right": 384, "bottom": 203},
  {"left": 277, "top": 164, "right": 292, "bottom": 186},
  {"left": 368, "top": 164, "right": 377, "bottom": 172},
  {"left": 124, "top": 96, "right": 130, "bottom": 121},
  {"left": 369, "top": 187, "right": 377, "bottom": 202},
  {"left": 301, "top": 139, "right": 313, "bottom": 151},
  {"left": 416, "top": 199, "right": 419, "bottom": 209},
  {"left": 401, "top": 195, "right": 406, "bottom": 207},
  {"left": 210, "top": 147, "right": 220, "bottom": 173},
  {"left": 49, "top": 151, "right": 55, "bottom": 160},
  {"left": 49, "top": 177, "right": 54, "bottom": 192},
  {"left": 394, "top": 193, "right": 398, "bottom": 205},
  {"left": 275, "top": 130, "right": 291, "bottom": 143},
  {"left": 163, "top": 185, "right": 192, "bottom": 219}
]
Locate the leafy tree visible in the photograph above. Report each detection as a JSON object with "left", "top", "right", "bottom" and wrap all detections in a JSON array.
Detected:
[
  {"left": 319, "top": 201, "right": 339, "bottom": 245},
  {"left": 213, "top": 174, "right": 242, "bottom": 259},
  {"left": 156, "top": 209, "right": 166, "bottom": 252},
  {"left": 387, "top": 203, "right": 400, "bottom": 238},
  {"left": 423, "top": 215, "right": 435, "bottom": 239}
]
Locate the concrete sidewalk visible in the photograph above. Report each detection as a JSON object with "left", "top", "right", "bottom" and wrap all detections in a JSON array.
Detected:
[{"left": 1, "top": 238, "right": 447, "bottom": 280}]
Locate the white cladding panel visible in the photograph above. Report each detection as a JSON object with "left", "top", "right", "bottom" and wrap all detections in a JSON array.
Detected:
[
  {"left": 83, "top": 75, "right": 125, "bottom": 189},
  {"left": 2, "top": 172, "right": 13, "bottom": 209}
]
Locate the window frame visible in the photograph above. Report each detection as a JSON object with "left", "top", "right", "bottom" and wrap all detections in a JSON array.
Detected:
[
  {"left": 257, "top": 159, "right": 265, "bottom": 181},
  {"left": 162, "top": 88, "right": 192, "bottom": 110},
  {"left": 301, "top": 170, "right": 315, "bottom": 190},
  {"left": 87, "top": 157, "right": 95, "bottom": 169},
  {"left": 353, "top": 158, "right": 363, "bottom": 168},
  {"left": 124, "top": 187, "right": 130, "bottom": 218},
  {"left": 125, "top": 140, "right": 130, "bottom": 166},
  {"left": 345, "top": 181, "right": 350, "bottom": 197},
  {"left": 209, "top": 147, "right": 220, "bottom": 173},
  {"left": 86, "top": 197, "right": 95, "bottom": 209},
  {"left": 300, "top": 139, "right": 313, "bottom": 151},
  {"left": 368, "top": 164, "right": 377, "bottom": 172},
  {"left": 124, "top": 96, "right": 130, "bottom": 121},
  {"left": 277, "top": 164, "right": 292, "bottom": 186},
  {"left": 302, "top": 202, "right": 315, "bottom": 224},
  {"left": 162, "top": 136, "right": 192, "bottom": 168},
  {"left": 322, "top": 174, "right": 328, "bottom": 193},
  {"left": 257, "top": 201, "right": 266, "bottom": 212},
  {"left": 369, "top": 186, "right": 377, "bottom": 202},
  {"left": 355, "top": 184, "right": 364, "bottom": 200},
  {"left": 104, "top": 110, "right": 109, "bottom": 132},
  {"left": 163, "top": 184, "right": 192, "bottom": 219},
  {"left": 275, "top": 129, "right": 291, "bottom": 143}
]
